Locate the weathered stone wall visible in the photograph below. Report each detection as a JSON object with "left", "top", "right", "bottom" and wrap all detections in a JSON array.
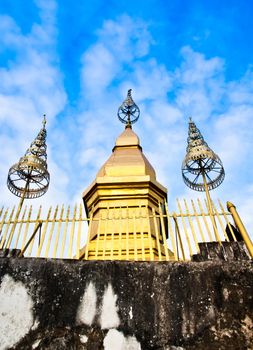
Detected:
[{"left": 0, "top": 258, "right": 252, "bottom": 350}]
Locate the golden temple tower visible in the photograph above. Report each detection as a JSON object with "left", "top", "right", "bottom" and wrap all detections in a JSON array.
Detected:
[{"left": 80, "top": 90, "right": 173, "bottom": 260}]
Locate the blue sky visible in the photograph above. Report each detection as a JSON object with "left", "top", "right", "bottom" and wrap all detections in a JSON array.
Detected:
[{"left": 0, "top": 0, "right": 253, "bottom": 234}]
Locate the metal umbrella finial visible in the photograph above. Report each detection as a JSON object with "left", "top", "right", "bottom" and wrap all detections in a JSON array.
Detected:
[
  {"left": 117, "top": 89, "right": 140, "bottom": 126},
  {"left": 182, "top": 118, "right": 225, "bottom": 241},
  {"left": 5, "top": 116, "right": 50, "bottom": 252},
  {"left": 182, "top": 119, "right": 225, "bottom": 192},
  {"left": 7, "top": 116, "right": 50, "bottom": 199}
]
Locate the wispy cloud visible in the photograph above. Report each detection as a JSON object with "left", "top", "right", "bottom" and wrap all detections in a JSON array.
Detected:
[{"left": 0, "top": 0, "right": 67, "bottom": 206}]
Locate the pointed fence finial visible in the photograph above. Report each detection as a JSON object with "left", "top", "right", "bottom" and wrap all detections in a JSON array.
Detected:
[
  {"left": 182, "top": 118, "right": 225, "bottom": 192},
  {"left": 117, "top": 89, "right": 140, "bottom": 127},
  {"left": 7, "top": 116, "right": 50, "bottom": 199}
]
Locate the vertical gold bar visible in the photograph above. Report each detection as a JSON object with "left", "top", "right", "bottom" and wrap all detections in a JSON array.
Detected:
[
  {"left": 0, "top": 206, "right": 4, "bottom": 241},
  {"left": 36, "top": 206, "right": 52, "bottom": 257},
  {"left": 6, "top": 180, "right": 30, "bottom": 250},
  {"left": 14, "top": 206, "right": 27, "bottom": 249},
  {"left": 191, "top": 200, "right": 205, "bottom": 242},
  {"left": 212, "top": 201, "right": 229, "bottom": 241},
  {"left": 140, "top": 206, "right": 146, "bottom": 261},
  {"left": 85, "top": 212, "right": 94, "bottom": 260},
  {"left": 76, "top": 204, "right": 83, "bottom": 259},
  {"left": 110, "top": 208, "right": 115, "bottom": 260},
  {"left": 118, "top": 207, "right": 122, "bottom": 260},
  {"left": 68, "top": 204, "right": 77, "bottom": 258},
  {"left": 0, "top": 206, "right": 16, "bottom": 249},
  {"left": 103, "top": 206, "right": 110, "bottom": 260},
  {"left": 0, "top": 207, "right": 9, "bottom": 228},
  {"left": 184, "top": 199, "right": 199, "bottom": 253},
  {"left": 146, "top": 206, "right": 154, "bottom": 261},
  {"left": 45, "top": 205, "right": 59, "bottom": 258},
  {"left": 0, "top": 206, "right": 4, "bottom": 219},
  {"left": 125, "top": 206, "right": 130, "bottom": 260},
  {"left": 202, "top": 170, "right": 219, "bottom": 242},
  {"left": 197, "top": 198, "right": 213, "bottom": 241},
  {"left": 60, "top": 206, "right": 70, "bottom": 258},
  {"left": 158, "top": 203, "right": 169, "bottom": 261},
  {"left": 93, "top": 216, "right": 100, "bottom": 259},
  {"left": 177, "top": 199, "right": 192, "bottom": 257},
  {"left": 218, "top": 200, "right": 236, "bottom": 241},
  {"left": 0, "top": 208, "right": 10, "bottom": 247},
  {"left": 204, "top": 199, "right": 221, "bottom": 244},
  {"left": 152, "top": 207, "right": 162, "bottom": 261},
  {"left": 0, "top": 206, "right": 4, "bottom": 244},
  {"left": 133, "top": 210, "right": 138, "bottom": 261},
  {"left": 27, "top": 205, "right": 42, "bottom": 256},
  {"left": 227, "top": 201, "right": 253, "bottom": 258},
  {"left": 165, "top": 202, "right": 178, "bottom": 260},
  {"left": 53, "top": 205, "right": 64, "bottom": 258},
  {"left": 173, "top": 213, "right": 185, "bottom": 260},
  {"left": 6, "top": 202, "right": 26, "bottom": 249},
  {"left": 0, "top": 205, "right": 4, "bottom": 244},
  {"left": 21, "top": 206, "right": 32, "bottom": 251}
]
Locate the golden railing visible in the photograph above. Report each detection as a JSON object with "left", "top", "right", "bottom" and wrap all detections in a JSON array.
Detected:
[{"left": 0, "top": 199, "right": 252, "bottom": 261}]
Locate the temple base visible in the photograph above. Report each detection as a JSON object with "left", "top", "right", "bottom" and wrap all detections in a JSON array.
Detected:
[{"left": 79, "top": 232, "right": 174, "bottom": 261}]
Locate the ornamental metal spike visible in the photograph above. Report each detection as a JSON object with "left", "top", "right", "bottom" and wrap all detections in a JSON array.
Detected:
[
  {"left": 7, "top": 115, "right": 50, "bottom": 199},
  {"left": 182, "top": 118, "right": 225, "bottom": 192},
  {"left": 117, "top": 89, "right": 140, "bottom": 126}
]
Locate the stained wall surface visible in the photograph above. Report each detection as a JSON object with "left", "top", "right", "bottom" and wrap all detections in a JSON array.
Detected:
[{"left": 0, "top": 258, "right": 252, "bottom": 350}]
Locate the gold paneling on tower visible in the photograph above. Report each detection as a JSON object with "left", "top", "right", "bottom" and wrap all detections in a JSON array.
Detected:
[{"left": 80, "top": 90, "right": 173, "bottom": 260}]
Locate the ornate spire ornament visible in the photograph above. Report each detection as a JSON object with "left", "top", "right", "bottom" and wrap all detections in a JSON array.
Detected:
[
  {"left": 182, "top": 118, "right": 225, "bottom": 241},
  {"left": 182, "top": 118, "right": 225, "bottom": 192},
  {"left": 7, "top": 115, "right": 50, "bottom": 199},
  {"left": 117, "top": 89, "right": 140, "bottom": 126}
]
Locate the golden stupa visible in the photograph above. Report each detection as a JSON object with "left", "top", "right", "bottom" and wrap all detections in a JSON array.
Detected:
[{"left": 80, "top": 90, "right": 173, "bottom": 260}]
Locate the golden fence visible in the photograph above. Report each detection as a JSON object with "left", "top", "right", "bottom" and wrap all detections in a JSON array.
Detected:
[{"left": 0, "top": 199, "right": 252, "bottom": 261}]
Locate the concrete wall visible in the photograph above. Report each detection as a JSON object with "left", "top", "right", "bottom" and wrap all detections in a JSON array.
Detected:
[{"left": 0, "top": 258, "right": 252, "bottom": 350}]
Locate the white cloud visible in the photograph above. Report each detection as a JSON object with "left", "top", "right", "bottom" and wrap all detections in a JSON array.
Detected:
[
  {"left": 174, "top": 46, "right": 225, "bottom": 121},
  {"left": 0, "top": 0, "right": 68, "bottom": 208}
]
